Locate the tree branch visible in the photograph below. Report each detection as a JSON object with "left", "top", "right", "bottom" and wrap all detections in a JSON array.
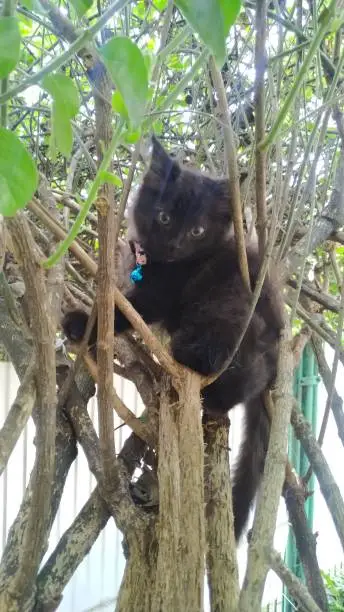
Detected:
[
  {"left": 239, "top": 319, "right": 294, "bottom": 610},
  {"left": 204, "top": 415, "right": 239, "bottom": 611},
  {"left": 312, "top": 335, "right": 344, "bottom": 448},
  {"left": 270, "top": 548, "right": 323, "bottom": 612},
  {"left": 291, "top": 402, "right": 344, "bottom": 552},
  {"left": 1, "top": 214, "right": 57, "bottom": 610}
]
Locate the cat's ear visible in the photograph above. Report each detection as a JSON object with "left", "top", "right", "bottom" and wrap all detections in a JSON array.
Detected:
[{"left": 149, "top": 135, "right": 180, "bottom": 181}]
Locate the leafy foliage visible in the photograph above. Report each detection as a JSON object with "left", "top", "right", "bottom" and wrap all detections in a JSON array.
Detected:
[
  {"left": 175, "top": 0, "right": 241, "bottom": 66},
  {"left": 0, "top": 128, "right": 38, "bottom": 216},
  {"left": 100, "top": 37, "right": 149, "bottom": 128},
  {"left": 42, "top": 73, "right": 80, "bottom": 158},
  {"left": 323, "top": 571, "right": 344, "bottom": 611},
  {"left": 0, "top": 17, "right": 21, "bottom": 79}
]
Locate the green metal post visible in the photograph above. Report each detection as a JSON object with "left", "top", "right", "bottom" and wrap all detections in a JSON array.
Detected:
[{"left": 282, "top": 343, "right": 320, "bottom": 612}]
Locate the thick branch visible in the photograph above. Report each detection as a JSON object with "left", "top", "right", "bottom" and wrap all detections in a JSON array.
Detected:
[
  {"left": 2, "top": 214, "right": 57, "bottom": 610},
  {"left": 35, "top": 429, "right": 147, "bottom": 610},
  {"left": 291, "top": 403, "right": 344, "bottom": 552},
  {"left": 239, "top": 321, "right": 294, "bottom": 610},
  {"left": 152, "top": 376, "right": 182, "bottom": 612},
  {"left": 178, "top": 371, "right": 205, "bottom": 611},
  {"left": 34, "top": 489, "right": 109, "bottom": 612},
  {"left": 283, "top": 469, "right": 329, "bottom": 611},
  {"left": 93, "top": 58, "right": 116, "bottom": 482},
  {"left": 204, "top": 416, "right": 239, "bottom": 611}
]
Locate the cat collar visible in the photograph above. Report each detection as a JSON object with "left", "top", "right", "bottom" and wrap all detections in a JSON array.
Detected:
[{"left": 130, "top": 241, "right": 147, "bottom": 283}]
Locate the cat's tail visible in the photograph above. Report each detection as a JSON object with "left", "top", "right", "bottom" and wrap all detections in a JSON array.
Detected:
[{"left": 232, "top": 394, "right": 270, "bottom": 541}]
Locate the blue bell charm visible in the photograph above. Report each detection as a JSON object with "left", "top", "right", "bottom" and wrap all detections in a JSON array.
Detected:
[{"left": 130, "top": 264, "right": 143, "bottom": 284}]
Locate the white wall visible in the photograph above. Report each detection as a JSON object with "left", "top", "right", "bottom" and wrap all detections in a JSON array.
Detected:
[{"left": 0, "top": 355, "right": 343, "bottom": 611}]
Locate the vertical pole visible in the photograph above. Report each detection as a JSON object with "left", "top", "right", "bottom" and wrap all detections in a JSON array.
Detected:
[{"left": 282, "top": 343, "right": 320, "bottom": 611}]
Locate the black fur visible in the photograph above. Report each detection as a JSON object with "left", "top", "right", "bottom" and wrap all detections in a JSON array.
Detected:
[{"left": 62, "top": 136, "right": 283, "bottom": 540}]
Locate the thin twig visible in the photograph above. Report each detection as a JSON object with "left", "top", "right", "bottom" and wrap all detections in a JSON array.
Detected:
[
  {"left": 209, "top": 56, "right": 251, "bottom": 291},
  {"left": 254, "top": 0, "right": 268, "bottom": 256}
]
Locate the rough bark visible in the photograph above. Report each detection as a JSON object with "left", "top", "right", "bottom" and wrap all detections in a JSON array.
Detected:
[
  {"left": 151, "top": 376, "right": 182, "bottom": 612},
  {"left": 178, "top": 371, "right": 206, "bottom": 612},
  {"left": 0, "top": 214, "right": 57, "bottom": 610},
  {"left": 270, "top": 549, "right": 323, "bottom": 612},
  {"left": 204, "top": 415, "right": 239, "bottom": 612},
  {"left": 283, "top": 471, "right": 329, "bottom": 611},
  {"left": 34, "top": 489, "right": 110, "bottom": 612},
  {"left": 291, "top": 404, "right": 344, "bottom": 552},
  {"left": 239, "top": 321, "right": 294, "bottom": 611}
]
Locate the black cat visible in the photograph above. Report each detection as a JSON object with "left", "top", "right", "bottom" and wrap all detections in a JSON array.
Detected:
[{"left": 63, "top": 136, "right": 284, "bottom": 540}]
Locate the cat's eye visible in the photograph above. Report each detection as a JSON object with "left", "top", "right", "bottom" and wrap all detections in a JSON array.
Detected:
[
  {"left": 191, "top": 226, "right": 205, "bottom": 238},
  {"left": 158, "top": 211, "right": 171, "bottom": 225}
]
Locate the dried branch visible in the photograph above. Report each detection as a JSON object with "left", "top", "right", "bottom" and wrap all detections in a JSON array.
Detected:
[
  {"left": 35, "top": 488, "right": 110, "bottom": 611},
  {"left": 35, "top": 429, "right": 147, "bottom": 610},
  {"left": 305, "top": 280, "right": 344, "bottom": 485},
  {"left": 1, "top": 214, "right": 57, "bottom": 610},
  {"left": 291, "top": 403, "right": 344, "bottom": 552},
  {"left": 177, "top": 370, "right": 206, "bottom": 610},
  {"left": 254, "top": 0, "right": 268, "bottom": 256},
  {"left": 152, "top": 376, "right": 182, "bottom": 611},
  {"left": 270, "top": 549, "right": 323, "bottom": 612},
  {"left": 239, "top": 320, "right": 294, "bottom": 611},
  {"left": 288, "top": 278, "right": 341, "bottom": 314},
  {"left": 292, "top": 328, "right": 312, "bottom": 367},
  {"left": 209, "top": 57, "right": 251, "bottom": 291},
  {"left": 312, "top": 335, "right": 344, "bottom": 448},
  {"left": 93, "top": 66, "right": 116, "bottom": 480},
  {"left": 204, "top": 416, "right": 239, "bottom": 611},
  {"left": 82, "top": 353, "right": 155, "bottom": 445},
  {"left": 288, "top": 146, "right": 344, "bottom": 273},
  {"left": 283, "top": 468, "right": 329, "bottom": 611}
]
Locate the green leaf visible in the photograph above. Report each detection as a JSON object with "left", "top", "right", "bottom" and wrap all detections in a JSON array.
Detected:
[
  {"left": 0, "top": 17, "right": 21, "bottom": 79},
  {"left": 0, "top": 128, "right": 38, "bottom": 217},
  {"left": 70, "top": 0, "right": 93, "bottom": 18},
  {"left": 123, "top": 128, "right": 141, "bottom": 144},
  {"left": 174, "top": 0, "right": 241, "bottom": 66},
  {"left": 153, "top": 120, "right": 163, "bottom": 135},
  {"left": 42, "top": 73, "right": 80, "bottom": 118},
  {"left": 42, "top": 74, "right": 80, "bottom": 158},
  {"left": 112, "top": 90, "right": 129, "bottom": 121},
  {"left": 99, "top": 171, "right": 123, "bottom": 187},
  {"left": 154, "top": 0, "right": 168, "bottom": 11},
  {"left": 100, "top": 37, "right": 149, "bottom": 128},
  {"left": 53, "top": 108, "right": 74, "bottom": 158},
  {"left": 219, "top": 0, "right": 241, "bottom": 33}
]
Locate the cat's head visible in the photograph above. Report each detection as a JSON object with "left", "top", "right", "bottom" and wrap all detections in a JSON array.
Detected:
[{"left": 128, "top": 136, "right": 240, "bottom": 263}]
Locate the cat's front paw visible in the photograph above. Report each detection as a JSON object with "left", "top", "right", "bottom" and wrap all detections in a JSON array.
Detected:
[
  {"left": 171, "top": 333, "right": 228, "bottom": 376},
  {"left": 62, "top": 310, "right": 89, "bottom": 343}
]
